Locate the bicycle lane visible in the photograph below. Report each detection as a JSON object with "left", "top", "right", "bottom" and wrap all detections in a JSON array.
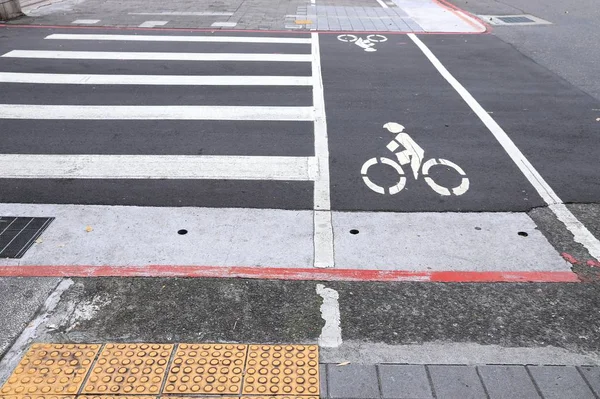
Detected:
[
  {"left": 319, "top": 32, "right": 575, "bottom": 275},
  {"left": 320, "top": 33, "right": 544, "bottom": 213}
]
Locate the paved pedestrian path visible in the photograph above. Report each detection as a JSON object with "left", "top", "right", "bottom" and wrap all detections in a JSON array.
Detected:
[
  {"left": 321, "top": 363, "right": 600, "bottom": 398},
  {"left": 13, "top": 0, "right": 485, "bottom": 32}
]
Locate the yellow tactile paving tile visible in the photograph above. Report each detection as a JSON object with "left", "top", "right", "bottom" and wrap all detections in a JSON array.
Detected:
[
  {"left": 163, "top": 344, "right": 247, "bottom": 395},
  {"left": 242, "top": 344, "right": 319, "bottom": 396},
  {"left": 81, "top": 343, "right": 173, "bottom": 395},
  {"left": 0, "top": 396, "right": 75, "bottom": 399},
  {"left": 0, "top": 342, "right": 321, "bottom": 398},
  {"left": 0, "top": 343, "right": 100, "bottom": 396},
  {"left": 77, "top": 396, "right": 156, "bottom": 399},
  {"left": 241, "top": 397, "right": 319, "bottom": 399}
]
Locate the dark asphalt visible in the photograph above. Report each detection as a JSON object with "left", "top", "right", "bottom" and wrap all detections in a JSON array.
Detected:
[
  {"left": 0, "top": 27, "right": 597, "bottom": 214},
  {"left": 26, "top": 277, "right": 600, "bottom": 356}
]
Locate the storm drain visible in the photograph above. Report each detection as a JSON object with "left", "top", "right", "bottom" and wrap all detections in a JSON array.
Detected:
[
  {"left": 479, "top": 14, "right": 551, "bottom": 25},
  {"left": 0, "top": 216, "right": 54, "bottom": 258}
]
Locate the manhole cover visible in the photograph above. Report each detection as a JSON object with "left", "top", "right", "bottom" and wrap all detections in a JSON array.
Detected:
[
  {"left": 0, "top": 216, "right": 54, "bottom": 258},
  {"left": 478, "top": 14, "right": 551, "bottom": 26}
]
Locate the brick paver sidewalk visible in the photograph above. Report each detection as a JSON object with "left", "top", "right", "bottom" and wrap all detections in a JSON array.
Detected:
[{"left": 320, "top": 363, "right": 600, "bottom": 398}]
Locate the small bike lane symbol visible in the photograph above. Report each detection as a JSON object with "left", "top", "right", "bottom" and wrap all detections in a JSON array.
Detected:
[
  {"left": 337, "top": 34, "right": 387, "bottom": 52},
  {"left": 361, "top": 122, "right": 470, "bottom": 196}
]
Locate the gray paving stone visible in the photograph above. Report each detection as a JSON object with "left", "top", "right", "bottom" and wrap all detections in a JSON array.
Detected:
[
  {"left": 320, "top": 364, "right": 328, "bottom": 398},
  {"left": 360, "top": 18, "right": 377, "bottom": 31},
  {"left": 528, "top": 366, "right": 595, "bottom": 399},
  {"left": 328, "top": 364, "right": 380, "bottom": 399},
  {"left": 379, "top": 364, "right": 434, "bottom": 399},
  {"left": 579, "top": 366, "right": 600, "bottom": 397},
  {"left": 478, "top": 365, "right": 541, "bottom": 399},
  {"left": 428, "top": 365, "right": 487, "bottom": 399},
  {"left": 391, "top": 17, "right": 410, "bottom": 31}
]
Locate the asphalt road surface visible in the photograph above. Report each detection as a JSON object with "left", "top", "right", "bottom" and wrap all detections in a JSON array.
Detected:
[{"left": 1, "top": 22, "right": 600, "bottom": 389}]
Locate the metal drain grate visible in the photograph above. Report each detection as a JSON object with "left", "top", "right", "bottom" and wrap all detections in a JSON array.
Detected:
[
  {"left": 498, "top": 16, "right": 534, "bottom": 23},
  {"left": 0, "top": 216, "right": 54, "bottom": 258},
  {"left": 479, "top": 14, "right": 551, "bottom": 26}
]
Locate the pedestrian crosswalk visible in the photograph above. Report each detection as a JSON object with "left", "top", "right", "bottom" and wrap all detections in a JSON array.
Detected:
[{"left": 0, "top": 30, "right": 333, "bottom": 268}]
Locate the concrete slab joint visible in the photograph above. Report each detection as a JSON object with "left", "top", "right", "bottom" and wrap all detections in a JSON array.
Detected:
[{"left": 0, "top": 0, "right": 22, "bottom": 21}]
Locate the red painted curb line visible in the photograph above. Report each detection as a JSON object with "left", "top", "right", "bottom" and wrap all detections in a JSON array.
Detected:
[
  {"left": 0, "top": 265, "right": 580, "bottom": 282},
  {"left": 433, "top": 0, "right": 491, "bottom": 33}
]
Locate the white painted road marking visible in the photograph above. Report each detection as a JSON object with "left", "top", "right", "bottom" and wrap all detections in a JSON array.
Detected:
[
  {"left": 311, "top": 32, "right": 334, "bottom": 268},
  {"left": 0, "top": 105, "right": 314, "bottom": 121},
  {"left": 361, "top": 123, "right": 469, "bottom": 196},
  {"left": 45, "top": 33, "right": 312, "bottom": 44},
  {"left": 408, "top": 33, "right": 600, "bottom": 259},
  {"left": 337, "top": 34, "right": 387, "bottom": 52},
  {"left": 316, "top": 284, "right": 342, "bottom": 348},
  {"left": 128, "top": 11, "right": 234, "bottom": 16},
  {"left": 71, "top": 19, "right": 99, "bottom": 24},
  {"left": 0, "top": 72, "right": 312, "bottom": 86},
  {"left": 211, "top": 22, "right": 238, "bottom": 27},
  {"left": 2, "top": 50, "right": 312, "bottom": 63},
  {"left": 138, "top": 20, "right": 168, "bottom": 28},
  {"left": 0, "top": 155, "right": 317, "bottom": 180}
]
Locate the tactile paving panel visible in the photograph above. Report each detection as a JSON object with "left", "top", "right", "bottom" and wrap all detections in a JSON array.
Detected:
[
  {"left": 82, "top": 344, "right": 173, "bottom": 394},
  {"left": 0, "top": 343, "right": 100, "bottom": 395},
  {"left": 241, "top": 397, "right": 319, "bottom": 399},
  {"left": 0, "top": 396, "right": 75, "bottom": 399},
  {"left": 163, "top": 344, "right": 247, "bottom": 395},
  {"left": 242, "top": 345, "right": 319, "bottom": 396},
  {"left": 76, "top": 396, "right": 156, "bottom": 399}
]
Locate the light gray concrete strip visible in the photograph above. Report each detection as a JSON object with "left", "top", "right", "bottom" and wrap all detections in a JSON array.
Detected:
[
  {"left": 0, "top": 204, "right": 313, "bottom": 268},
  {"left": 0, "top": 278, "right": 60, "bottom": 357},
  {"left": 321, "top": 341, "right": 600, "bottom": 365},
  {"left": 333, "top": 212, "right": 569, "bottom": 271}
]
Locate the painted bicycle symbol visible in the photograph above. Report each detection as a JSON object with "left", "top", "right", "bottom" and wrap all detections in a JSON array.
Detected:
[
  {"left": 337, "top": 34, "right": 387, "bottom": 52},
  {"left": 361, "top": 122, "right": 470, "bottom": 196}
]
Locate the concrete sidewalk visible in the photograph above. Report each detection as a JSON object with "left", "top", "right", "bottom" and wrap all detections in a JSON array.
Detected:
[
  {"left": 10, "top": 0, "right": 485, "bottom": 32},
  {"left": 321, "top": 363, "right": 600, "bottom": 398}
]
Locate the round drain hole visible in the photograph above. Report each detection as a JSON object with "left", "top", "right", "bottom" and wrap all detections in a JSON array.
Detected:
[
  {"left": 350, "top": 229, "right": 359, "bottom": 235},
  {"left": 178, "top": 229, "right": 188, "bottom": 235},
  {"left": 518, "top": 231, "right": 528, "bottom": 237}
]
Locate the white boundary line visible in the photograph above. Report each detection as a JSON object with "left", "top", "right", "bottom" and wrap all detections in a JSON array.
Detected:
[
  {"left": 0, "top": 105, "right": 314, "bottom": 121},
  {"left": 0, "top": 279, "right": 74, "bottom": 385},
  {"left": 2, "top": 50, "right": 312, "bottom": 63},
  {"left": 311, "top": 32, "right": 334, "bottom": 268},
  {"left": 45, "top": 33, "right": 312, "bottom": 44},
  {"left": 0, "top": 72, "right": 313, "bottom": 86},
  {"left": 128, "top": 12, "right": 234, "bottom": 16},
  {"left": 0, "top": 155, "right": 317, "bottom": 181},
  {"left": 375, "top": 0, "right": 389, "bottom": 9},
  {"left": 408, "top": 33, "right": 600, "bottom": 259}
]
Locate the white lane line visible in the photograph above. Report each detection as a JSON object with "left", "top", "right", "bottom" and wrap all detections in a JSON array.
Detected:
[
  {"left": 2, "top": 50, "right": 312, "bottom": 63},
  {"left": 129, "top": 12, "right": 234, "bottom": 16},
  {"left": 0, "top": 72, "right": 312, "bottom": 86},
  {"left": 375, "top": 0, "right": 389, "bottom": 8},
  {"left": 311, "top": 32, "right": 334, "bottom": 268},
  {"left": 408, "top": 33, "right": 600, "bottom": 260},
  {"left": 211, "top": 22, "right": 237, "bottom": 27},
  {"left": 0, "top": 105, "right": 314, "bottom": 121},
  {"left": 0, "top": 155, "right": 317, "bottom": 181},
  {"left": 45, "top": 33, "right": 312, "bottom": 44},
  {"left": 316, "top": 284, "right": 342, "bottom": 348},
  {"left": 139, "top": 20, "right": 168, "bottom": 28},
  {"left": 0, "top": 279, "right": 74, "bottom": 385},
  {"left": 71, "top": 19, "right": 99, "bottom": 24}
]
